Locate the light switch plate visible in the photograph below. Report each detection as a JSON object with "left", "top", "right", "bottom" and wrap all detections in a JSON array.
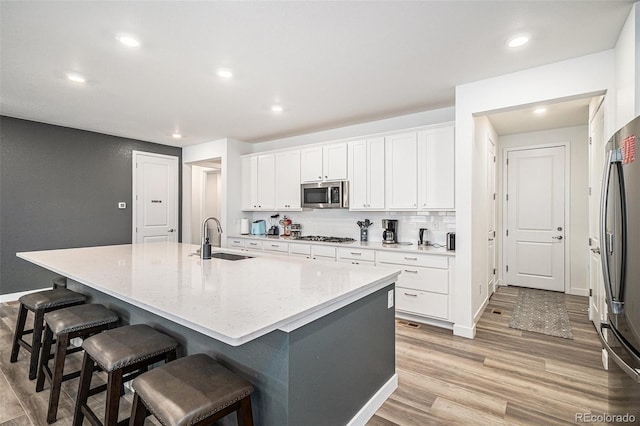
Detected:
[
  {"left": 388, "top": 289, "right": 394, "bottom": 309},
  {"left": 118, "top": 202, "right": 126, "bottom": 209}
]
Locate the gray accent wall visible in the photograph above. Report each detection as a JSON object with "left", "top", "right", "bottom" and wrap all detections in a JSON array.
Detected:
[{"left": 0, "top": 116, "right": 182, "bottom": 295}]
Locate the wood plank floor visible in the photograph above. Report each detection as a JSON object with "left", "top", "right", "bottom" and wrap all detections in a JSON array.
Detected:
[{"left": 0, "top": 286, "right": 612, "bottom": 425}]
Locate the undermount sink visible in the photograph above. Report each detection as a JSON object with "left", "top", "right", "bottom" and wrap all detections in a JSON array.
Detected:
[{"left": 209, "top": 253, "right": 253, "bottom": 261}]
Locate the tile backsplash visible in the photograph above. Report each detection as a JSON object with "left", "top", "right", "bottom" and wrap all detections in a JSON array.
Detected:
[{"left": 244, "top": 210, "right": 455, "bottom": 246}]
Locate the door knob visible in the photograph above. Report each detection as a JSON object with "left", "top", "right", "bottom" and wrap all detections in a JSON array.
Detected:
[
  {"left": 591, "top": 247, "right": 601, "bottom": 254},
  {"left": 552, "top": 235, "right": 563, "bottom": 240}
]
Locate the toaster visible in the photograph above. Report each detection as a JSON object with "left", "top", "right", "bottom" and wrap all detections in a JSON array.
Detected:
[{"left": 251, "top": 220, "right": 266, "bottom": 235}]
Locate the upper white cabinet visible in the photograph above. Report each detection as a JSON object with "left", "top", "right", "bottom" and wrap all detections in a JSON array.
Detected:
[
  {"left": 385, "top": 132, "right": 418, "bottom": 210},
  {"left": 241, "top": 154, "right": 275, "bottom": 211},
  {"left": 417, "top": 125, "right": 455, "bottom": 210},
  {"left": 301, "top": 143, "right": 347, "bottom": 183},
  {"left": 348, "top": 138, "right": 385, "bottom": 210},
  {"left": 275, "top": 150, "right": 302, "bottom": 210}
]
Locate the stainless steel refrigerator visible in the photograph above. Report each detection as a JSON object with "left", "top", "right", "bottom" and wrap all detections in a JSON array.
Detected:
[{"left": 600, "top": 114, "right": 640, "bottom": 419}]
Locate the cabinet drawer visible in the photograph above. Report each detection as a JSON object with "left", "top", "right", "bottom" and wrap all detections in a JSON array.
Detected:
[
  {"left": 290, "top": 244, "right": 311, "bottom": 256},
  {"left": 337, "top": 248, "right": 375, "bottom": 262},
  {"left": 264, "top": 242, "right": 289, "bottom": 253},
  {"left": 312, "top": 245, "right": 336, "bottom": 258},
  {"left": 376, "top": 251, "right": 448, "bottom": 269},
  {"left": 396, "top": 289, "right": 448, "bottom": 320},
  {"left": 229, "top": 238, "right": 246, "bottom": 248},
  {"left": 245, "top": 241, "right": 263, "bottom": 250},
  {"left": 396, "top": 267, "right": 448, "bottom": 294}
]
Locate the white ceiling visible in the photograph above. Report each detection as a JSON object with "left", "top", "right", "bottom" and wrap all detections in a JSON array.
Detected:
[{"left": 0, "top": 1, "right": 633, "bottom": 147}]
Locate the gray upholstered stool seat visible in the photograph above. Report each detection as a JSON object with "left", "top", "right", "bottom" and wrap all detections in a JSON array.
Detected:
[
  {"left": 36, "top": 304, "right": 119, "bottom": 423},
  {"left": 130, "top": 354, "right": 254, "bottom": 426},
  {"left": 73, "top": 324, "right": 178, "bottom": 426},
  {"left": 10, "top": 288, "right": 87, "bottom": 380}
]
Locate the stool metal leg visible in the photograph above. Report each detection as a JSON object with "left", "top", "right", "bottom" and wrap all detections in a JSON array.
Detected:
[{"left": 10, "top": 304, "right": 28, "bottom": 363}]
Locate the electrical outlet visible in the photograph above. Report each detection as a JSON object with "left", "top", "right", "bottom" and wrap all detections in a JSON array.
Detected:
[
  {"left": 118, "top": 202, "right": 126, "bottom": 209},
  {"left": 388, "top": 289, "right": 394, "bottom": 309}
]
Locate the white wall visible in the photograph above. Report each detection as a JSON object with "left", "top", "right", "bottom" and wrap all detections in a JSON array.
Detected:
[
  {"left": 454, "top": 50, "right": 615, "bottom": 338},
  {"left": 496, "top": 125, "right": 590, "bottom": 298},
  {"left": 182, "top": 137, "right": 252, "bottom": 245},
  {"left": 251, "top": 107, "right": 455, "bottom": 152},
  {"left": 615, "top": 2, "right": 638, "bottom": 128}
]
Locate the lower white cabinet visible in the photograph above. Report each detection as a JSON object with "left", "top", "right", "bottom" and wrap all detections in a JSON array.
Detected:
[
  {"left": 263, "top": 241, "right": 289, "bottom": 253},
  {"left": 377, "top": 251, "right": 450, "bottom": 321}
]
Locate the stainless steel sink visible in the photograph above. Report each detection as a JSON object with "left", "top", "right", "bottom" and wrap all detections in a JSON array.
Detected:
[{"left": 209, "top": 253, "right": 253, "bottom": 261}]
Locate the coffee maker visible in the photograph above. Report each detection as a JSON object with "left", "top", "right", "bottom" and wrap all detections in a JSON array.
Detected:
[{"left": 381, "top": 219, "right": 398, "bottom": 244}]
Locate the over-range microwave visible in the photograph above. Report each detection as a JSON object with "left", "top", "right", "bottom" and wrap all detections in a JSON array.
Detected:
[{"left": 301, "top": 181, "right": 349, "bottom": 209}]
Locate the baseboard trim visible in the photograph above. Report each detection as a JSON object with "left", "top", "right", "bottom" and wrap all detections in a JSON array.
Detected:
[
  {"left": 453, "top": 323, "right": 476, "bottom": 339},
  {"left": 395, "top": 312, "right": 453, "bottom": 330},
  {"left": 0, "top": 288, "right": 48, "bottom": 303},
  {"left": 474, "top": 296, "right": 490, "bottom": 324},
  {"left": 568, "top": 288, "right": 589, "bottom": 297},
  {"left": 347, "top": 373, "right": 398, "bottom": 426}
]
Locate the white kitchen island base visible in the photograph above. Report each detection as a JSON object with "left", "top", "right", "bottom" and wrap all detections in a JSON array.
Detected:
[{"left": 17, "top": 243, "right": 399, "bottom": 425}]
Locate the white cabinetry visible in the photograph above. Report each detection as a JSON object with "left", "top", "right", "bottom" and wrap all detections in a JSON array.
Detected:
[
  {"left": 418, "top": 125, "right": 455, "bottom": 210},
  {"left": 377, "top": 251, "right": 450, "bottom": 320},
  {"left": 301, "top": 143, "right": 347, "bottom": 183},
  {"left": 337, "top": 247, "right": 375, "bottom": 265},
  {"left": 241, "top": 154, "right": 275, "bottom": 211},
  {"left": 275, "top": 150, "right": 301, "bottom": 210},
  {"left": 348, "top": 138, "right": 385, "bottom": 210},
  {"left": 385, "top": 133, "right": 418, "bottom": 210}
]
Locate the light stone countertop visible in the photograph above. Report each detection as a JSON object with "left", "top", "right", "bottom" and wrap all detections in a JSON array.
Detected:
[
  {"left": 17, "top": 242, "right": 400, "bottom": 346},
  {"left": 228, "top": 234, "right": 456, "bottom": 256}
]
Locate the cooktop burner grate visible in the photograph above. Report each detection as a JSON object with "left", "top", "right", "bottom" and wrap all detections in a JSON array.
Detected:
[{"left": 293, "top": 235, "right": 356, "bottom": 243}]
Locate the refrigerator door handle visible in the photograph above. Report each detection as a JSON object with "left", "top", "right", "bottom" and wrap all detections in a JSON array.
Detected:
[
  {"left": 600, "top": 149, "right": 624, "bottom": 315},
  {"left": 599, "top": 325, "right": 640, "bottom": 384}
]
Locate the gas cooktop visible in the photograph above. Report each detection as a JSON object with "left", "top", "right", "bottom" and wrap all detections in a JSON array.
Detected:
[{"left": 293, "top": 235, "right": 356, "bottom": 243}]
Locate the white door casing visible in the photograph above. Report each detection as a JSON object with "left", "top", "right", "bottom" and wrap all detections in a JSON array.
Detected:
[
  {"left": 133, "top": 151, "right": 179, "bottom": 243},
  {"left": 504, "top": 145, "right": 566, "bottom": 292},
  {"left": 487, "top": 136, "right": 497, "bottom": 294},
  {"left": 588, "top": 100, "right": 606, "bottom": 328}
]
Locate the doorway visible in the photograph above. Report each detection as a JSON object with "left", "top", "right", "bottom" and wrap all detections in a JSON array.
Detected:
[
  {"left": 503, "top": 144, "right": 568, "bottom": 292},
  {"left": 190, "top": 159, "right": 222, "bottom": 247},
  {"left": 132, "top": 151, "right": 179, "bottom": 243}
]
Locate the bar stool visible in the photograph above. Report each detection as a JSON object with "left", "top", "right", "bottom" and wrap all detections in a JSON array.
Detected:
[
  {"left": 130, "top": 354, "right": 254, "bottom": 426},
  {"left": 73, "top": 324, "right": 178, "bottom": 426},
  {"left": 36, "top": 304, "right": 120, "bottom": 423},
  {"left": 10, "top": 289, "right": 87, "bottom": 379}
]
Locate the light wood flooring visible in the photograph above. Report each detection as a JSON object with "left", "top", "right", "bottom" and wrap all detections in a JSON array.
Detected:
[{"left": 0, "top": 286, "right": 610, "bottom": 425}]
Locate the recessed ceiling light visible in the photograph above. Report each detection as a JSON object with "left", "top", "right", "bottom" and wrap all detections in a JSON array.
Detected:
[
  {"left": 506, "top": 35, "right": 530, "bottom": 48},
  {"left": 116, "top": 34, "right": 141, "bottom": 48},
  {"left": 172, "top": 132, "right": 182, "bottom": 139},
  {"left": 271, "top": 105, "right": 283, "bottom": 113},
  {"left": 66, "top": 73, "right": 86, "bottom": 83},
  {"left": 533, "top": 107, "right": 547, "bottom": 114},
  {"left": 217, "top": 68, "right": 233, "bottom": 79}
]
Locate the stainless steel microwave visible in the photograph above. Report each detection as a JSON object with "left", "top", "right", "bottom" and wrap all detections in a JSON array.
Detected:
[{"left": 301, "top": 181, "right": 349, "bottom": 209}]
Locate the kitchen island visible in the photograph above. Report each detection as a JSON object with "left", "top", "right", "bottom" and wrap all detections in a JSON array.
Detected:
[{"left": 17, "top": 242, "right": 400, "bottom": 426}]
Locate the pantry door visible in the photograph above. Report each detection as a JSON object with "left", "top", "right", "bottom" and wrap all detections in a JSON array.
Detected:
[
  {"left": 133, "top": 151, "right": 179, "bottom": 243},
  {"left": 504, "top": 146, "right": 566, "bottom": 292}
]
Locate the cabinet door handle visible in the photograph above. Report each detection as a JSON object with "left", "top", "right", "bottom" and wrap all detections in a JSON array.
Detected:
[
  {"left": 404, "top": 269, "right": 418, "bottom": 274},
  {"left": 325, "top": 175, "right": 328, "bottom": 179},
  {"left": 404, "top": 292, "right": 418, "bottom": 297},
  {"left": 352, "top": 261, "right": 359, "bottom": 265},
  {"left": 404, "top": 257, "right": 418, "bottom": 261},
  {"left": 318, "top": 176, "right": 322, "bottom": 179}
]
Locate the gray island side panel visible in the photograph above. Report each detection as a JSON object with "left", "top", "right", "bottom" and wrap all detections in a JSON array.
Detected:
[
  {"left": 289, "top": 284, "right": 396, "bottom": 425},
  {"left": 68, "top": 280, "right": 396, "bottom": 426}
]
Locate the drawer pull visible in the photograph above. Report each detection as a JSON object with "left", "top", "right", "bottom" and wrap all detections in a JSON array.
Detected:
[
  {"left": 250, "top": 243, "right": 258, "bottom": 246},
  {"left": 404, "top": 292, "right": 418, "bottom": 297},
  {"left": 271, "top": 244, "right": 279, "bottom": 247},
  {"left": 404, "top": 257, "right": 418, "bottom": 261},
  {"left": 350, "top": 252, "right": 362, "bottom": 256},
  {"left": 404, "top": 269, "right": 418, "bottom": 274}
]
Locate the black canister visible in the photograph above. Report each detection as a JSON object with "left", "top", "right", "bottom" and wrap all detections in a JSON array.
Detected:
[{"left": 446, "top": 232, "right": 456, "bottom": 251}]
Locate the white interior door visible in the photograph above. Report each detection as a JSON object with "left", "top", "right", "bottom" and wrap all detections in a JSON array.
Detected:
[
  {"left": 134, "top": 152, "right": 179, "bottom": 243},
  {"left": 505, "top": 146, "right": 566, "bottom": 292},
  {"left": 487, "top": 137, "right": 497, "bottom": 294},
  {"left": 589, "top": 101, "right": 606, "bottom": 328}
]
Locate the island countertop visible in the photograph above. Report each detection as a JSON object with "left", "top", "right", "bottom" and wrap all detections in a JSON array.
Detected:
[{"left": 17, "top": 242, "right": 400, "bottom": 346}]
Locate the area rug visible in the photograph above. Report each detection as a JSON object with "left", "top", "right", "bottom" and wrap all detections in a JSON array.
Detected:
[{"left": 509, "top": 288, "right": 574, "bottom": 339}]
